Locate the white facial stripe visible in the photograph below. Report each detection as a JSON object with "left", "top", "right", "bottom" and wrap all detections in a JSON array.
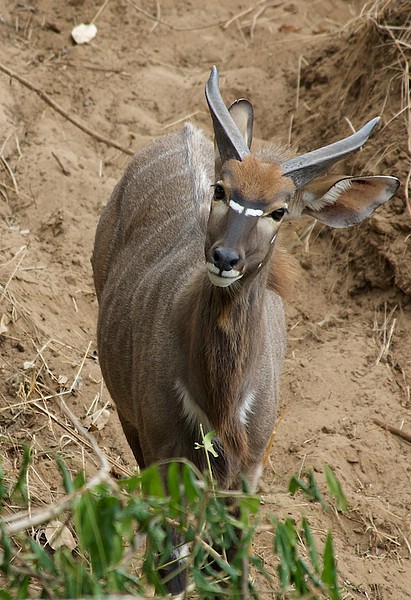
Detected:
[
  {"left": 270, "top": 233, "right": 277, "bottom": 244},
  {"left": 229, "top": 199, "right": 244, "bottom": 214},
  {"left": 245, "top": 207, "right": 264, "bottom": 217},
  {"left": 229, "top": 199, "right": 264, "bottom": 218}
]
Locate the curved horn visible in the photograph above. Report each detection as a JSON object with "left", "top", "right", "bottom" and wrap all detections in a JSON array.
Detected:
[
  {"left": 205, "top": 66, "right": 251, "bottom": 164},
  {"left": 282, "top": 117, "right": 380, "bottom": 189}
]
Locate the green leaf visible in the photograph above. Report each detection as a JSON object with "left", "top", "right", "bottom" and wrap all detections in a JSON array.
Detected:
[
  {"left": 0, "top": 529, "right": 12, "bottom": 575},
  {"left": 75, "top": 491, "right": 104, "bottom": 572},
  {"left": 112, "top": 566, "right": 144, "bottom": 592},
  {"left": 122, "top": 497, "right": 150, "bottom": 526},
  {"left": 139, "top": 465, "right": 165, "bottom": 497},
  {"left": 194, "top": 430, "right": 219, "bottom": 458},
  {"left": 0, "top": 464, "right": 8, "bottom": 504},
  {"left": 58, "top": 548, "right": 101, "bottom": 597},
  {"left": 293, "top": 559, "right": 309, "bottom": 594},
  {"left": 55, "top": 455, "right": 74, "bottom": 494},
  {"left": 249, "top": 554, "right": 273, "bottom": 582},
  {"left": 182, "top": 463, "right": 201, "bottom": 505},
  {"left": 274, "top": 521, "right": 295, "bottom": 588},
  {"left": 307, "top": 470, "right": 325, "bottom": 504},
  {"left": 289, "top": 470, "right": 325, "bottom": 507},
  {"left": 324, "top": 464, "right": 348, "bottom": 512},
  {"left": 167, "top": 462, "right": 181, "bottom": 501},
  {"left": 322, "top": 532, "right": 341, "bottom": 600},
  {"left": 73, "top": 470, "right": 86, "bottom": 489},
  {"left": 118, "top": 473, "right": 141, "bottom": 493},
  {"left": 193, "top": 567, "right": 223, "bottom": 596},
  {"left": 11, "top": 446, "right": 31, "bottom": 503},
  {"left": 302, "top": 516, "right": 320, "bottom": 573},
  {"left": 74, "top": 488, "right": 124, "bottom": 579},
  {"left": 15, "top": 575, "right": 29, "bottom": 599},
  {"left": 0, "top": 589, "right": 12, "bottom": 600},
  {"left": 288, "top": 474, "right": 313, "bottom": 497},
  {"left": 240, "top": 494, "right": 260, "bottom": 516},
  {"left": 29, "top": 538, "right": 58, "bottom": 575}
]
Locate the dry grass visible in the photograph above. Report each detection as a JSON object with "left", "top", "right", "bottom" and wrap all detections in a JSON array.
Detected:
[
  {"left": 373, "top": 302, "right": 397, "bottom": 365},
  {"left": 0, "top": 232, "right": 130, "bottom": 538},
  {"left": 295, "top": 0, "right": 410, "bottom": 173}
]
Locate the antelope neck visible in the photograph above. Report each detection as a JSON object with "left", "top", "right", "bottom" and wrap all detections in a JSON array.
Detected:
[{"left": 174, "top": 268, "right": 266, "bottom": 440}]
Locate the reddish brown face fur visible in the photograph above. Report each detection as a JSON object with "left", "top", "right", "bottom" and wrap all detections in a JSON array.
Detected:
[
  {"left": 205, "top": 156, "right": 296, "bottom": 289},
  {"left": 221, "top": 156, "right": 295, "bottom": 206}
]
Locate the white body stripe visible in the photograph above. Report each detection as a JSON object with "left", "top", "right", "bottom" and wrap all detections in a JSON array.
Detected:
[
  {"left": 248, "top": 463, "right": 263, "bottom": 493},
  {"left": 239, "top": 391, "right": 256, "bottom": 426},
  {"left": 175, "top": 379, "right": 212, "bottom": 431}
]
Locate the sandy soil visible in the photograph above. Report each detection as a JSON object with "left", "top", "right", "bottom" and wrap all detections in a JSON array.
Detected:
[{"left": 0, "top": 0, "right": 410, "bottom": 598}]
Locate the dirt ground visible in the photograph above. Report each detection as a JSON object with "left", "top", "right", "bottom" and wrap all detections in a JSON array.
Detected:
[{"left": 0, "top": 0, "right": 410, "bottom": 598}]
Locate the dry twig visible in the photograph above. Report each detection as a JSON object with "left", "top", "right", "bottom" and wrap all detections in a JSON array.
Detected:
[
  {"left": 51, "top": 152, "right": 71, "bottom": 177},
  {"left": 374, "top": 418, "right": 411, "bottom": 445},
  {"left": 90, "top": 0, "right": 111, "bottom": 24},
  {"left": 223, "top": 0, "right": 266, "bottom": 30},
  {"left": 0, "top": 62, "right": 134, "bottom": 156},
  {"left": 125, "top": 0, "right": 224, "bottom": 31}
]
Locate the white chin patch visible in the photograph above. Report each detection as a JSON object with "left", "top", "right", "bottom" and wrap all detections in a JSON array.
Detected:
[{"left": 207, "top": 264, "right": 243, "bottom": 287}]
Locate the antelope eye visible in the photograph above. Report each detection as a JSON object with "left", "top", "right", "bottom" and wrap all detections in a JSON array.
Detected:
[
  {"left": 214, "top": 184, "right": 226, "bottom": 201},
  {"left": 270, "top": 207, "right": 288, "bottom": 221}
]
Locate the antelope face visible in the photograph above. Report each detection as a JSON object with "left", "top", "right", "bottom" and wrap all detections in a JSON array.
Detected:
[{"left": 205, "top": 157, "right": 294, "bottom": 288}]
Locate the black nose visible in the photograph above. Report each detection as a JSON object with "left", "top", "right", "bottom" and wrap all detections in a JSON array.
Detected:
[{"left": 212, "top": 247, "right": 240, "bottom": 272}]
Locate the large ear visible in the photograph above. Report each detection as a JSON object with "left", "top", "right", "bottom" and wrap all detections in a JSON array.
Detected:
[
  {"left": 292, "top": 175, "right": 400, "bottom": 228},
  {"left": 228, "top": 99, "right": 254, "bottom": 149}
]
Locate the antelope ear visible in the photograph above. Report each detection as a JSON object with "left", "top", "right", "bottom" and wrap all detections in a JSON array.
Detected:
[
  {"left": 228, "top": 99, "right": 254, "bottom": 149},
  {"left": 297, "top": 175, "right": 400, "bottom": 228}
]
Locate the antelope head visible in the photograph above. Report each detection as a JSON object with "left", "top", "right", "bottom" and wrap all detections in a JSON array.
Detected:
[{"left": 204, "top": 66, "right": 399, "bottom": 289}]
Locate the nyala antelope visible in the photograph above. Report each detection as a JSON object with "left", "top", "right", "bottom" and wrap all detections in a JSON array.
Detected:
[{"left": 92, "top": 66, "right": 399, "bottom": 593}]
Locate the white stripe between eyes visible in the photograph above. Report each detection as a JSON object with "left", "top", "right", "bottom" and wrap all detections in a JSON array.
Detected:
[
  {"left": 229, "top": 199, "right": 244, "bottom": 214},
  {"left": 229, "top": 200, "right": 264, "bottom": 217},
  {"left": 245, "top": 207, "right": 264, "bottom": 217}
]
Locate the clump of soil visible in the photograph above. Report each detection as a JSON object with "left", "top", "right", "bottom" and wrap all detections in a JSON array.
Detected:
[{"left": 295, "top": 0, "right": 411, "bottom": 298}]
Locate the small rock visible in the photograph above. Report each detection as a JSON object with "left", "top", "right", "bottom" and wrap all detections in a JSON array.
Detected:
[
  {"left": 65, "top": 274, "right": 76, "bottom": 286},
  {"left": 71, "top": 23, "right": 97, "bottom": 45}
]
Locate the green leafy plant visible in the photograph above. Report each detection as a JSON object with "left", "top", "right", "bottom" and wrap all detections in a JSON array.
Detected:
[
  {"left": 289, "top": 465, "right": 348, "bottom": 512},
  {"left": 0, "top": 449, "right": 345, "bottom": 599}
]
